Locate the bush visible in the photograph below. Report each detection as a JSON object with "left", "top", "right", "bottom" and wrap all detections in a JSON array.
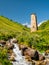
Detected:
[{"left": 0, "top": 47, "right": 12, "bottom": 65}]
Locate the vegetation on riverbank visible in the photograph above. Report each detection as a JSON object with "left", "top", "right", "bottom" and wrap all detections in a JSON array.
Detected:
[{"left": 0, "top": 47, "right": 12, "bottom": 65}]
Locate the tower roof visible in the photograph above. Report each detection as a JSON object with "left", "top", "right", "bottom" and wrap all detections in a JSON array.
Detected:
[{"left": 31, "top": 13, "right": 36, "bottom": 16}]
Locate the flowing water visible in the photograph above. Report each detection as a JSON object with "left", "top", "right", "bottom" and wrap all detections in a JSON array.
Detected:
[{"left": 12, "top": 43, "right": 32, "bottom": 65}]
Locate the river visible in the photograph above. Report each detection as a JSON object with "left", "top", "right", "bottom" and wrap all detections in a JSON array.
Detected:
[{"left": 12, "top": 43, "right": 32, "bottom": 65}]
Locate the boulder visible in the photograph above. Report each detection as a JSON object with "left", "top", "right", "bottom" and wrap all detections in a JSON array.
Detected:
[
  {"left": 22, "top": 47, "right": 39, "bottom": 61},
  {"left": 22, "top": 47, "right": 28, "bottom": 55},
  {"left": 39, "top": 54, "right": 45, "bottom": 61},
  {"left": 12, "top": 39, "right": 18, "bottom": 43},
  {"left": 8, "top": 49, "right": 13, "bottom": 54},
  {"left": 19, "top": 44, "right": 27, "bottom": 50},
  {"left": 31, "top": 50, "right": 39, "bottom": 60},
  {"left": 45, "top": 50, "right": 49, "bottom": 56},
  {"left": 6, "top": 43, "right": 14, "bottom": 50},
  {"left": 0, "top": 40, "right": 6, "bottom": 46},
  {"left": 32, "top": 61, "right": 35, "bottom": 65},
  {"left": 32, "top": 60, "right": 49, "bottom": 65},
  {"left": 44, "top": 59, "right": 49, "bottom": 65},
  {"left": 9, "top": 53, "right": 15, "bottom": 61},
  {"left": 25, "top": 55, "right": 32, "bottom": 61},
  {"left": 32, "top": 60, "right": 45, "bottom": 65},
  {"left": 35, "top": 61, "right": 43, "bottom": 65},
  {"left": 8, "top": 44, "right": 14, "bottom": 49},
  {"left": 11, "top": 38, "right": 18, "bottom": 43}
]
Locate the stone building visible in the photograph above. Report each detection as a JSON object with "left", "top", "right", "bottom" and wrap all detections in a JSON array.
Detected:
[{"left": 31, "top": 14, "right": 38, "bottom": 32}]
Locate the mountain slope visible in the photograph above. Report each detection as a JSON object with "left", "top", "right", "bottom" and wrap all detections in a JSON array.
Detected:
[
  {"left": 0, "top": 16, "right": 29, "bottom": 40},
  {"left": 0, "top": 16, "right": 29, "bottom": 32},
  {"left": 39, "top": 20, "right": 49, "bottom": 30},
  {"left": 38, "top": 20, "right": 49, "bottom": 42}
]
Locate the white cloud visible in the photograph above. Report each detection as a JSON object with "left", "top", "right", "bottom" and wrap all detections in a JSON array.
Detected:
[
  {"left": 22, "top": 22, "right": 30, "bottom": 28},
  {"left": 38, "top": 20, "right": 47, "bottom": 26}
]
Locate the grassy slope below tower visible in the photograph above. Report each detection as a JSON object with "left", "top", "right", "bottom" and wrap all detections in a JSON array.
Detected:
[
  {"left": 38, "top": 20, "right": 49, "bottom": 43},
  {"left": 39, "top": 20, "right": 49, "bottom": 30},
  {"left": 31, "top": 20, "right": 49, "bottom": 51}
]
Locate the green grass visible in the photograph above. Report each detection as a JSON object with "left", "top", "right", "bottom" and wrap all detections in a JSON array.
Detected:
[
  {"left": 0, "top": 16, "right": 30, "bottom": 40},
  {"left": 0, "top": 16, "right": 29, "bottom": 32},
  {"left": 0, "top": 47, "right": 12, "bottom": 65},
  {"left": 39, "top": 20, "right": 49, "bottom": 30}
]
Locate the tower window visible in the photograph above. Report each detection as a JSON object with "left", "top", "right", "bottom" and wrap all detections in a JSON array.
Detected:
[{"left": 33, "top": 26, "right": 35, "bottom": 28}]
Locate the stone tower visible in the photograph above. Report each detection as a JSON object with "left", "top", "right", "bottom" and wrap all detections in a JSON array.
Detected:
[{"left": 31, "top": 14, "right": 38, "bottom": 32}]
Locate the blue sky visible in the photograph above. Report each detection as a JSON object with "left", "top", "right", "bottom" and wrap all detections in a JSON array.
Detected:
[{"left": 0, "top": 0, "right": 49, "bottom": 25}]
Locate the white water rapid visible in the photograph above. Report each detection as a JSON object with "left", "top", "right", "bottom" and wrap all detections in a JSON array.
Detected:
[{"left": 12, "top": 43, "right": 32, "bottom": 65}]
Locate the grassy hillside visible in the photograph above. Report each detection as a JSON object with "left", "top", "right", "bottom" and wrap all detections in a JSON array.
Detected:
[
  {"left": 39, "top": 20, "right": 49, "bottom": 30},
  {"left": 0, "top": 16, "right": 29, "bottom": 40},
  {"left": 32, "top": 20, "right": 49, "bottom": 51},
  {"left": 38, "top": 20, "right": 49, "bottom": 44}
]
